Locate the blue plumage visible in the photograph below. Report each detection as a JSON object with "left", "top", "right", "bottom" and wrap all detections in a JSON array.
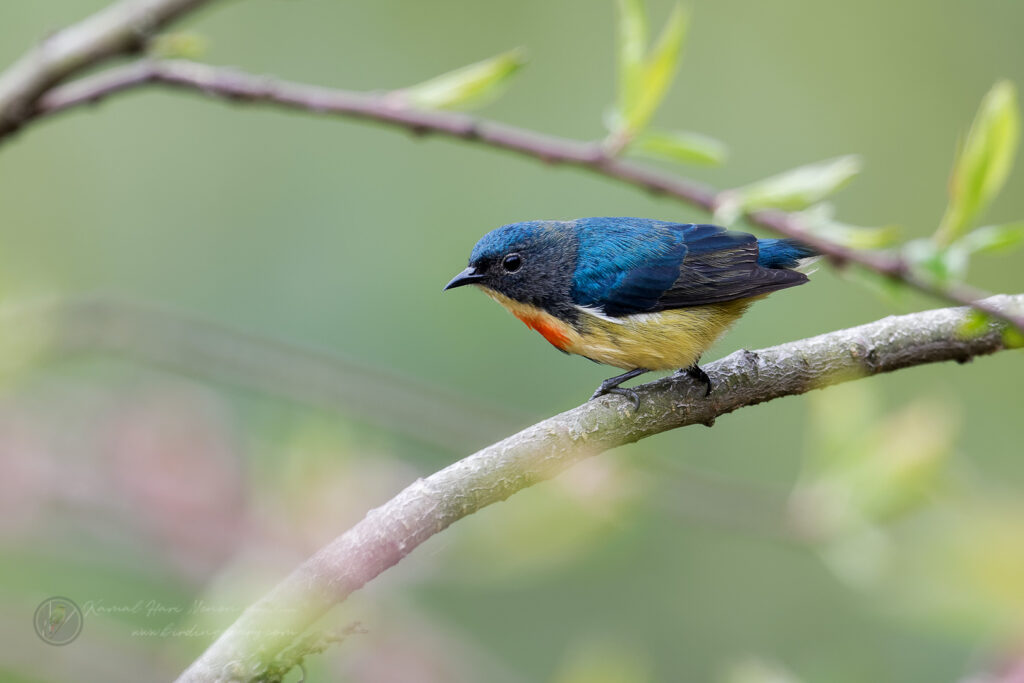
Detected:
[
  {"left": 756, "top": 238, "right": 819, "bottom": 269},
  {"left": 469, "top": 220, "right": 549, "bottom": 264},
  {"left": 572, "top": 218, "right": 688, "bottom": 314},
  {"left": 568, "top": 218, "right": 812, "bottom": 317}
]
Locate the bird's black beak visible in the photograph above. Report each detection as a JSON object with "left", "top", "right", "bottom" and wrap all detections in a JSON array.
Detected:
[{"left": 443, "top": 266, "right": 485, "bottom": 291}]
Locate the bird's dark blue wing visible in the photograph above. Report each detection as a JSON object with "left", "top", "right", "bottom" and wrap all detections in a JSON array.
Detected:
[
  {"left": 571, "top": 219, "right": 809, "bottom": 317},
  {"left": 571, "top": 218, "right": 689, "bottom": 315},
  {"left": 651, "top": 224, "right": 810, "bottom": 311}
]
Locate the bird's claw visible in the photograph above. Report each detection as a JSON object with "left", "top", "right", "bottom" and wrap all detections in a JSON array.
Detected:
[
  {"left": 590, "top": 385, "right": 641, "bottom": 410},
  {"left": 590, "top": 368, "right": 648, "bottom": 408},
  {"left": 674, "top": 364, "right": 713, "bottom": 396}
]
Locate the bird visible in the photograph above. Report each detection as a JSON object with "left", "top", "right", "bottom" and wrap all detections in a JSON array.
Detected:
[{"left": 444, "top": 217, "right": 817, "bottom": 405}]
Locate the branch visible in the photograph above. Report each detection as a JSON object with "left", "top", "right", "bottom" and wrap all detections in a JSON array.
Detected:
[
  {"left": 0, "top": 0, "right": 217, "bottom": 136},
  {"left": 177, "top": 294, "right": 1023, "bottom": 682},
  {"left": 18, "top": 58, "right": 1024, "bottom": 335},
  {"left": 1, "top": 294, "right": 523, "bottom": 452}
]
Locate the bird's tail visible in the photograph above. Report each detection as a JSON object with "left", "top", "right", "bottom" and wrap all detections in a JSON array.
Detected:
[{"left": 757, "top": 238, "right": 819, "bottom": 270}]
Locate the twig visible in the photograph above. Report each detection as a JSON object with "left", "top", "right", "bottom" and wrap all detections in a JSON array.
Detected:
[
  {"left": 177, "top": 294, "right": 1023, "bottom": 682},
  {"left": 0, "top": 0, "right": 218, "bottom": 135},
  {"left": 16, "top": 58, "right": 1024, "bottom": 334}
]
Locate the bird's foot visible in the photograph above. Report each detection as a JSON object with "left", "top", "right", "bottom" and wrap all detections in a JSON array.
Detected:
[
  {"left": 595, "top": 386, "right": 641, "bottom": 410},
  {"left": 674, "top": 363, "right": 713, "bottom": 396},
  {"left": 590, "top": 368, "right": 649, "bottom": 408}
]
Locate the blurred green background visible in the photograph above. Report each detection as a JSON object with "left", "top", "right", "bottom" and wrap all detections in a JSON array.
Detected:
[{"left": 1, "top": 0, "right": 1022, "bottom": 681}]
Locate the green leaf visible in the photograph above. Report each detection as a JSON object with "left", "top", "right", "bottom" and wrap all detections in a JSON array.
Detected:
[
  {"left": 1003, "top": 326, "right": 1024, "bottom": 348},
  {"left": 815, "top": 222, "right": 900, "bottom": 250},
  {"left": 936, "top": 81, "right": 1020, "bottom": 245},
  {"left": 732, "top": 155, "right": 863, "bottom": 212},
  {"left": 908, "top": 222, "right": 1024, "bottom": 284},
  {"left": 616, "top": 0, "right": 648, "bottom": 122},
  {"left": 404, "top": 48, "right": 527, "bottom": 111},
  {"left": 612, "top": 2, "right": 688, "bottom": 139},
  {"left": 955, "top": 221, "right": 1024, "bottom": 254},
  {"left": 796, "top": 204, "right": 900, "bottom": 249},
  {"left": 958, "top": 310, "right": 992, "bottom": 338},
  {"left": 903, "top": 238, "right": 967, "bottom": 285},
  {"left": 626, "top": 4, "right": 687, "bottom": 134},
  {"left": 633, "top": 129, "right": 727, "bottom": 165}
]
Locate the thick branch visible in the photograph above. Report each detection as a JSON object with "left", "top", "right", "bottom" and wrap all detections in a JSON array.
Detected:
[
  {"left": 0, "top": 0, "right": 216, "bottom": 135},
  {"left": 177, "top": 295, "right": 1023, "bottom": 682},
  {"left": 21, "top": 59, "right": 1024, "bottom": 334}
]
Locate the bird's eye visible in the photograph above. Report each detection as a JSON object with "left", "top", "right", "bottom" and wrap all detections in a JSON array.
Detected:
[{"left": 502, "top": 253, "right": 522, "bottom": 273}]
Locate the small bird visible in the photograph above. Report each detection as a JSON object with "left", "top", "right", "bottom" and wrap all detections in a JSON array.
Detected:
[{"left": 444, "top": 217, "right": 817, "bottom": 404}]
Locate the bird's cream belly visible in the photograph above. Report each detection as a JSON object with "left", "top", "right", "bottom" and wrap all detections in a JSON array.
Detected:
[
  {"left": 568, "top": 301, "right": 753, "bottom": 370},
  {"left": 480, "top": 286, "right": 752, "bottom": 371}
]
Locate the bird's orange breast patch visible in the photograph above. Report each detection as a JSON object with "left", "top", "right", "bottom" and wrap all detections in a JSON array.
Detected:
[
  {"left": 478, "top": 287, "right": 575, "bottom": 352},
  {"left": 513, "top": 310, "right": 571, "bottom": 350}
]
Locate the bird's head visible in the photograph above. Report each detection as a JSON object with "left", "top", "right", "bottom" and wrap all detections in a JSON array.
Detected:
[{"left": 444, "top": 221, "right": 577, "bottom": 312}]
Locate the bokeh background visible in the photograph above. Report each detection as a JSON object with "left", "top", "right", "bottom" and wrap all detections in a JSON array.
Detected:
[{"left": 1, "top": 0, "right": 1022, "bottom": 681}]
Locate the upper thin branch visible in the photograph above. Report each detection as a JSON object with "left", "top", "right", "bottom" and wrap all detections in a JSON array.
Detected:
[
  {"left": 177, "top": 294, "right": 1023, "bottom": 682},
  {"left": 17, "top": 58, "right": 1024, "bottom": 334},
  {"left": 0, "top": 0, "right": 216, "bottom": 135}
]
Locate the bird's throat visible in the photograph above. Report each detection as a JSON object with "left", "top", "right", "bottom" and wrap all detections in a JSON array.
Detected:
[{"left": 478, "top": 288, "right": 573, "bottom": 351}]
